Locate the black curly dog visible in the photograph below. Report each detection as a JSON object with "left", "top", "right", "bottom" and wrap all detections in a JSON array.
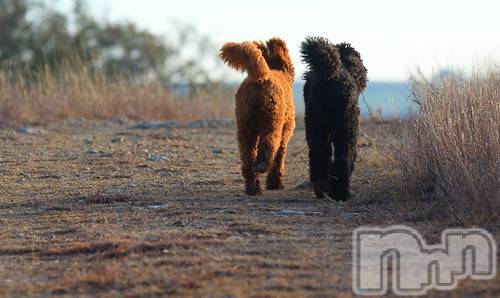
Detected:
[{"left": 301, "top": 36, "right": 368, "bottom": 200}]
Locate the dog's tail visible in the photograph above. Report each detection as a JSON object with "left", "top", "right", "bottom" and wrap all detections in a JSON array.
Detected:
[
  {"left": 338, "top": 43, "right": 368, "bottom": 90},
  {"left": 219, "top": 42, "right": 270, "bottom": 79},
  {"left": 300, "top": 36, "right": 341, "bottom": 80}
]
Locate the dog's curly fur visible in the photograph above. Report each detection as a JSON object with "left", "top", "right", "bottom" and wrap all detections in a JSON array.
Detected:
[
  {"left": 301, "top": 36, "right": 367, "bottom": 200},
  {"left": 219, "top": 38, "right": 295, "bottom": 195}
]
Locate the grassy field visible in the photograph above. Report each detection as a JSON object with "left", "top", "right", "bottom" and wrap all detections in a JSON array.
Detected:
[{"left": 0, "top": 119, "right": 498, "bottom": 297}]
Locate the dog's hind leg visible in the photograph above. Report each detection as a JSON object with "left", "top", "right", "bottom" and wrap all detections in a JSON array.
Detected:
[
  {"left": 238, "top": 127, "right": 261, "bottom": 195},
  {"left": 306, "top": 127, "right": 332, "bottom": 198},
  {"left": 266, "top": 119, "right": 294, "bottom": 190},
  {"left": 255, "top": 122, "right": 283, "bottom": 174},
  {"left": 329, "top": 142, "right": 351, "bottom": 201},
  {"left": 328, "top": 106, "right": 360, "bottom": 200}
]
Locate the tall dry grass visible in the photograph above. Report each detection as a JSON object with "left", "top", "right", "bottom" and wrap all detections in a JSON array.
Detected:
[
  {"left": 398, "top": 69, "right": 500, "bottom": 224},
  {"left": 0, "top": 62, "right": 234, "bottom": 125}
]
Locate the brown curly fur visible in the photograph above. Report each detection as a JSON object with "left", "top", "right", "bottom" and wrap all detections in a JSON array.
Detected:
[{"left": 220, "top": 38, "right": 295, "bottom": 195}]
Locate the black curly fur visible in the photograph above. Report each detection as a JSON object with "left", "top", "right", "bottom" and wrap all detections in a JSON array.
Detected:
[{"left": 300, "top": 36, "right": 368, "bottom": 200}]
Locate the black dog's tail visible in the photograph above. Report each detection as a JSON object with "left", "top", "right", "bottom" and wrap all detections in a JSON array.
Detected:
[
  {"left": 337, "top": 43, "right": 368, "bottom": 90},
  {"left": 300, "top": 36, "right": 341, "bottom": 80}
]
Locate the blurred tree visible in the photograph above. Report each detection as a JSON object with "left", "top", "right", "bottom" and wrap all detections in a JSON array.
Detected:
[
  {"left": 95, "top": 23, "right": 173, "bottom": 78},
  {"left": 28, "top": 9, "right": 74, "bottom": 69},
  {"left": 0, "top": 0, "right": 32, "bottom": 62},
  {"left": 0, "top": 0, "right": 219, "bottom": 85}
]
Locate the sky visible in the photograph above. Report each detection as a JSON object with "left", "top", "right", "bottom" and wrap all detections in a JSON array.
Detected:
[{"left": 60, "top": 0, "right": 500, "bottom": 81}]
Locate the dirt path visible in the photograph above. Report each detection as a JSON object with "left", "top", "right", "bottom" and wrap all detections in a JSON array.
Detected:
[{"left": 0, "top": 120, "right": 498, "bottom": 297}]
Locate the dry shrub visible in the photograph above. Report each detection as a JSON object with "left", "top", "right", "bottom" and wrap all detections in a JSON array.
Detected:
[
  {"left": 0, "top": 62, "right": 234, "bottom": 125},
  {"left": 398, "top": 69, "right": 500, "bottom": 224}
]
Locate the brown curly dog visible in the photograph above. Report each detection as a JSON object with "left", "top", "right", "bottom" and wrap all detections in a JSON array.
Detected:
[{"left": 219, "top": 38, "right": 295, "bottom": 195}]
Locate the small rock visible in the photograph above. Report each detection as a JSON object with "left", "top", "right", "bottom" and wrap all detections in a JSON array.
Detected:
[
  {"left": 112, "top": 136, "right": 125, "bottom": 144},
  {"left": 6, "top": 130, "right": 17, "bottom": 140},
  {"left": 212, "top": 148, "right": 224, "bottom": 154},
  {"left": 86, "top": 149, "right": 99, "bottom": 155},
  {"left": 226, "top": 236, "right": 244, "bottom": 242},
  {"left": 148, "top": 204, "right": 169, "bottom": 209},
  {"left": 341, "top": 212, "right": 355, "bottom": 220},
  {"left": 45, "top": 275, "right": 63, "bottom": 282},
  {"left": 128, "top": 121, "right": 182, "bottom": 130},
  {"left": 20, "top": 173, "right": 32, "bottom": 180},
  {"left": 172, "top": 220, "right": 186, "bottom": 227},
  {"left": 276, "top": 209, "right": 306, "bottom": 216},
  {"left": 85, "top": 149, "right": 111, "bottom": 157},
  {"left": 145, "top": 236, "right": 160, "bottom": 242},
  {"left": 147, "top": 154, "right": 169, "bottom": 162},
  {"left": 190, "top": 221, "right": 209, "bottom": 229},
  {"left": 17, "top": 126, "right": 40, "bottom": 135}
]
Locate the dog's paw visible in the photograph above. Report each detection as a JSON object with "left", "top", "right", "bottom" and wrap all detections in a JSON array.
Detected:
[
  {"left": 266, "top": 172, "right": 284, "bottom": 190},
  {"left": 313, "top": 181, "right": 328, "bottom": 198},
  {"left": 245, "top": 182, "right": 263, "bottom": 196},
  {"left": 315, "top": 192, "right": 326, "bottom": 199},
  {"left": 266, "top": 182, "right": 284, "bottom": 191},
  {"left": 327, "top": 189, "right": 351, "bottom": 202},
  {"left": 245, "top": 188, "right": 262, "bottom": 196}
]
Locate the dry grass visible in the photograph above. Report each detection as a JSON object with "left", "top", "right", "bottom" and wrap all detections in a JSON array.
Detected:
[
  {"left": 398, "top": 69, "right": 500, "bottom": 224},
  {"left": 0, "top": 63, "right": 234, "bottom": 125}
]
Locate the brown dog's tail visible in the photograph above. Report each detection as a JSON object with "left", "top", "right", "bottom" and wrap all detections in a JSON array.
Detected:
[
  {"left": 265, "top": 38, "right": 295, "bottom": 77},
  {"left": 219, "top": 42, "right": 270, "bottom": 79}
]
